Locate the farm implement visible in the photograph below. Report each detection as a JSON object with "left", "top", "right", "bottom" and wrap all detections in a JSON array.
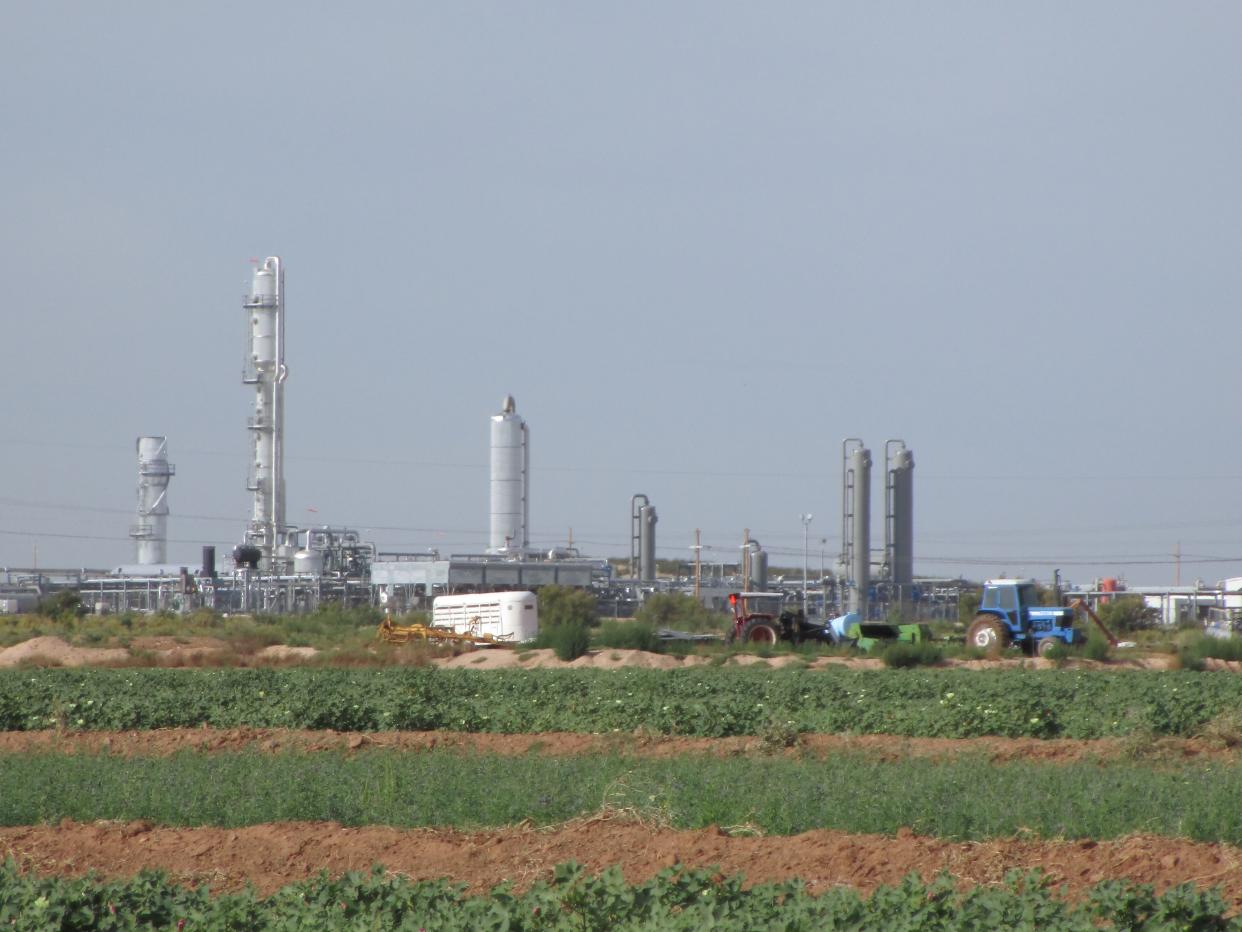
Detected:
[
  {"left": 725, "top": 592, "right": 930, "bottom": 651},
  {"left": 377, "top": 616, "right": 514, "bottom": 647}
]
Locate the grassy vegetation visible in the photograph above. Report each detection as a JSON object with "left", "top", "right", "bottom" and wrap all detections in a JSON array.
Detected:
[
  {"left": 5, "top": 749, "right": 1242, "bottom": 842},
  {"left": 7, "top": 666, "right": 1242, "bottom": 738},
  {"left": 0, "top": 605, "right": 391, "bottom": 651},
  {"left": 1, "top": 861, "right": 1234, "bottom": 931}
]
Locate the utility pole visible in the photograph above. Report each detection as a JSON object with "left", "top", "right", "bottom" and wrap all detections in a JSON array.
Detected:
[
  {"left": 800, "top": 514, "right": 814, "bottom": 616},
  {"left": 1175, "top": 540, "right": 1181, "bottom": 586},
  {"left": 693, "top": 529, "right": 702, "bottom": 600}
]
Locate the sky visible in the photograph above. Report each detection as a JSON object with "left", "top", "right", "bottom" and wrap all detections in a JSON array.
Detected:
[{"left": 1, "top": 2, "right": 1240, "bottom": 589}]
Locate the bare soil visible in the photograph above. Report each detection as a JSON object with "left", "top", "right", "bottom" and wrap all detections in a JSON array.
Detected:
[
  {"left": 4, "top": 820, "right": 1241, "bottom": 903},
  {"left": 0, "top": 727, "right": 1234, "bottom": 763}
]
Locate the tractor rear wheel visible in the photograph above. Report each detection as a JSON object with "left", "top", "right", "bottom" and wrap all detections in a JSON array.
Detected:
[
  {"left": 740, "top": 619, "right": 780, "bottom": 645},
  {"left": 966, "top": 614, "right": 1010, "bottom": 654}
]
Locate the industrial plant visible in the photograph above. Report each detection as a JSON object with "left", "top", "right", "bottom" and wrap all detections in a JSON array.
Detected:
[{"left": 1, "top": 255, "right": 1227, "bottom": 629}]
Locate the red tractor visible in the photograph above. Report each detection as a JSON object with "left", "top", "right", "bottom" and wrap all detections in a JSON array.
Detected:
[{"left": 725, "top": 592, "right": 835, "bottom": 646}]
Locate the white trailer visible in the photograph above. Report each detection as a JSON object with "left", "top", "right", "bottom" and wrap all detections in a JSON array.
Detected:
[{"left": 432, "top": 590, "right": 538, "bottom": 642}]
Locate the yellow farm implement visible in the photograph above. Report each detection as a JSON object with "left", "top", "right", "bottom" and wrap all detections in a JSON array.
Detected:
[{"left": 377, "top": 616, "right": 514, "bottom": 647}]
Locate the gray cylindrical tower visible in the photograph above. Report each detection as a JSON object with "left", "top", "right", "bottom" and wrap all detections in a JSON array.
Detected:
[
  {"left": 489, "top": 396, "right": 528, "bottom": 553},
  {"left": 842, "top": 441, "right": 871, "bottom": 617},
  {"left": 638, "top": 503, "right": 658, "bottom": 581},
  {"left": 130, "top": 436, "right": 175, "bottom": 564},
  {"left": 749, "top": 546, "right": 768, "bottom": 591},
  {"left": 886, "top": 440, "right": 915, "bottom": 607}
]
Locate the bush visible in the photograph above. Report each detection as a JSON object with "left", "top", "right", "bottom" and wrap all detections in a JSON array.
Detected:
[
  {"left": 1179, "top": 633, "right": 1242, "bottom": 670},
  {"left": 635, "top": 593, "right": 727, "bottom": 633},
  {"left": 878, "top": 641, "right": 943, "bottom": 668},
  {"left": 1081, "top": 630, "right": 1111, "bottom": 662},
  {"left": 538, "top": 585, "right": 598, "bottom": 629},
  {"left": 595, "top": 620, "right": 661, "bottom": 652},
  {"left": 1095, "top": 596, "right": 1158, "bottom": 633},
  {"left": 533, "top": 619, "right": 591, "bottom": 661}
]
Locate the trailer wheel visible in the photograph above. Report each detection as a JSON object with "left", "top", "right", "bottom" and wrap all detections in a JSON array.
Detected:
[
  {"left": 1036, "top": 637, "right": 1063, "bottom": 658},
  {"left": 966, "top": 614, "right": 1010, "bottom": 654},
  {"left": 740, "top": 619, "right": 780, "bottom": 645}
]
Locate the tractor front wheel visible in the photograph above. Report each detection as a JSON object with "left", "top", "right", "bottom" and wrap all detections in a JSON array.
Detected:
[
  {"left": 1036, "top": 636, "right": 1063, "bottom": 659},
  {"left": 966, "top": 614, "right": 1010, "bottom": 654},
  {"left": 740, "top": 619, "right": 780, "bottom": 645}
]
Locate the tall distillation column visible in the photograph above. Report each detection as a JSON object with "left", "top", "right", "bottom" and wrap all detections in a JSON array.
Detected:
[
  {"left": 841, "top": 439, "right": 871, "bottom": 617},
  {"left": 885, "top": 440, "right": 915, "bottom": 609},
  {"left": 489, "top": 396, "right": 528, "bottom": 554},
  {"left": 242, "top": 257, "right": 288, "bottom": 568},
  {"left": 130, "top": 436, "right": 175, "bottom": 564}
]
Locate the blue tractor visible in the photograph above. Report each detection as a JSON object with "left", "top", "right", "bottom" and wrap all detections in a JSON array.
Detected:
[{"left": 966, "top": 579, "right": 1110, "bottom": 657}]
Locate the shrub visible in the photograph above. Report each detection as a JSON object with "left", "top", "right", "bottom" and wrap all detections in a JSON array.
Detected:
[
  {"left": 878, "top": 641, "right": 943, "bottom": 668},
  {"left": 1095, "top": 596, "right": 1158, "bottom": 633},
  {"left": 533, "top": 619, "right": 591, "bottom": 661},
  {"left": 538, "top": 585, "right": 599, "bottom": 629},
  {"left": 595, "top": 620, "right": 662, "bottom": 652},
  {"left": 635, "top": 593, "right": 727, "bottom": 633},
  {"left": 1081, "top": 630, "right": 1111, "bottom": 662}
]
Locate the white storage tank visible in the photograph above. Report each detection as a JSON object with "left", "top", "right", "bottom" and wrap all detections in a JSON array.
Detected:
[
  {"left": 293, "top": 549, "right": 325, "bottom": 575},
  {"left": 489, "top": 396, "right": 528, "bottom": 553},
  {"left": 433, "top": 590, "right": 538, "bottom": 642}
]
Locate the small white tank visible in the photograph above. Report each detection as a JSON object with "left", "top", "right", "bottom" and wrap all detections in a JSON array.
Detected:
[{"left": 293, "top": 549, "right": 324, "bottom": 575}]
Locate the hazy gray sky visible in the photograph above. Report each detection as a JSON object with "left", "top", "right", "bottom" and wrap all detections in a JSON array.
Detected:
[{"left": 2, "top": 2, "right": 1239, "bottom": 587}]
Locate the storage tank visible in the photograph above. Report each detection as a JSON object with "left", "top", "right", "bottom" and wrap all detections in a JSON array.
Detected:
[
  {"left": 489, "top": 396, "right": 528, "bottom": 553},
  {"left": 293, "top": 549, "right": 325, "bottom": 575}
]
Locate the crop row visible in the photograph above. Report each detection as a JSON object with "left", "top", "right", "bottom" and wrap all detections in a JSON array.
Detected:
[
  {"left": 5, "top": 749, "right": 1242, "bottom": 841},
  {"left": 1, "top": 861, "right": 1236, "bottom": 931},
  {"left": 3, "top": 667, "right": 1239, "bottom": 739}
]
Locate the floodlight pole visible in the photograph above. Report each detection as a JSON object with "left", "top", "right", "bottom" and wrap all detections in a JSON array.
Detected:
[{"left": 800, "top": 513, "right": 814, "bottom": 616}]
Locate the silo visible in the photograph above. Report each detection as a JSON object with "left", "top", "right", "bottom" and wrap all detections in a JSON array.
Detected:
[
  {"left": 885, "top": 440, "right": 914, "bottom": 607},
  {"left": 841, "top": 440, "right": 871, "bottom": 617},
  {"left": 130, "top": 436, "right": 175, "bottom": 564},
  {"left": 489, "top": 396, "right": 528, "bottom": 553}
]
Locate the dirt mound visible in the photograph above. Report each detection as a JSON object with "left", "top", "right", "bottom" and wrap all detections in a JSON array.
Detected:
[
  {"left": 3, "top": 820, "right": 1240, "bottom": 902},
  {"left": 0, "top": 637, "right": 129, "bottom": 668}
]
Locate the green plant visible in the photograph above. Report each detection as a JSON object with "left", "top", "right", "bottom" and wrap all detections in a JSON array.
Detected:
[
  {"left": 878, "top": 641, "right": 943, "bottom": 668},
  {"left": 1081, "top": 630, "right": 1112, "bottom": 662},
  {"left": 537, "top": 585, "right": 599, "bottom": 629},
  {"left": 1095, "top": 596, "right": 1159, "bottom": 633},
  {"left": 635, "top": 593, "right": 728, "bottom": 633},
  {"left": 595, "top": 620, "right": 662, "bottom": 652},
  {"left": 533, "top": 619, "right": 591, "bottom": 661}
]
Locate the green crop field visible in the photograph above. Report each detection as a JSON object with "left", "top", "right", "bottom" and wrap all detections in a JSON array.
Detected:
[
  {"left": 2, "top": 666, "right": 1239, "bottom": 738},
  {"left": 3, "top": 749, "right": 1242, "bottom": 843},
  {"left": 0, "top": 861, "right": 1234, "bottom": 931}
]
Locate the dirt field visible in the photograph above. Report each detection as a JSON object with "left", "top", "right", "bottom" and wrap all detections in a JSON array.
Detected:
[
  {"left": 0, "top": 727, "right": 1235, "bottom": 764},
  {"left": 4, "top": 819, "right": 1241, "bottom": 903}
]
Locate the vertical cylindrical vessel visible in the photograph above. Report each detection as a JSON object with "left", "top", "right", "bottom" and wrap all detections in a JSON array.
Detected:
[
  {"left": 888, "top": 444, "right": 914, "bottom": 605},
  {"left": 638, "top": 503, "right": 657, "bottom": 581},
  {"left": 749, "top": 547, "right": 768, "bottom": 591},
  {"left": 849, "top": 446, "right": 871, "bottom": 616},
  {"left": 243, "top": 257, "right": 287, "bottom": 568},
  {"left": 131, "top": 436, "right": 175, "bottom": 564},
  {"left": 489, "top": 396, "right": 528, "bottom": 553}
]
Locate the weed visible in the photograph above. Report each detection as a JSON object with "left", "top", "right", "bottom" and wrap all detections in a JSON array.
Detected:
[
  {"left": 1198, "top": 710, "right": 1242, "bottom": 748},
  {"left": 878, "top": 641, "right": 943, "bottom": 668}
]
